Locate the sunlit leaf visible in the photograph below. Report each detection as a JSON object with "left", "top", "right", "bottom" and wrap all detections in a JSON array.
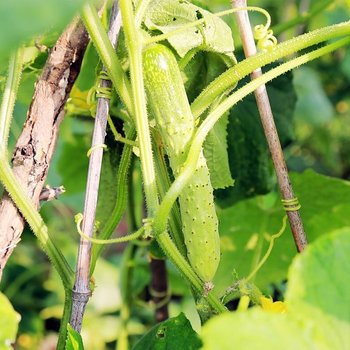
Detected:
[
  {"left": 0, "top": 293, "right": 20, "bottom": 350},
  {"left": 144, "top": 0, "right": 235, "bottom": 59},
  {"left": 66, "top": 324, "right": 84, "bottom": 350}
]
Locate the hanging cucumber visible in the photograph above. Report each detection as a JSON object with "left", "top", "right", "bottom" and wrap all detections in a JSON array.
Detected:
[{"left": 143, "top": 44, "right": 220, "bottom": 284}]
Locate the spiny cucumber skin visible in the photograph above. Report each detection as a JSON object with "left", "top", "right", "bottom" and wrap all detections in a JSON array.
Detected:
[{"left": 143, "top": 44, "right": 220, "bottom": 282}]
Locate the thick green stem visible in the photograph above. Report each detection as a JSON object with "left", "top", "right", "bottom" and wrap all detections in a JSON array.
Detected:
[
  {"left": 81, "top": 4, "right": 133, "bottom": 115},
  {"left": 135, "top": 0, "right": 152, "bottom": 27},
  {"left": 0, "top": 48, "right": 23, "bottom": 153},
  {"left": 116, "top": 243, "right": 137, "bottom": 350},
  {"left": 191, "top": 21, "right": 350, "bottom": 118},
  {"left": 152, "top": 133, "right": 186, "bottom": 256},
  {"left": 120, "top": 0, "right": 158, "bottom": 215},
  {"left": 157, "top": 231, "right": 226, "bottom": 312},
  {"left": 57, "top": 289, "right": 73, "bottom": 350},
  {"left": 0, "top": 157, "right": 73, "bottom": 288},
  {"left": 156, "top": 37, "right": 350, "bottom": 247}
]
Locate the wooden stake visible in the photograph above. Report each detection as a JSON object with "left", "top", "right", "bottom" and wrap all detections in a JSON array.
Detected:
[{"left": 232, "top": 0, "right": 308, "bottom": 252}]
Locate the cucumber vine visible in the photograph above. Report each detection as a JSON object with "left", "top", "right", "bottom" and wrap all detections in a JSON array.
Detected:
[{"left": 0, "top": 0, "right": 349, "bottom": 347}]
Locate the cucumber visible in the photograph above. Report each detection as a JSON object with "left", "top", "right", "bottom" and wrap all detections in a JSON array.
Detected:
[{"left": 143, "top": 44, "right": 220, "bottom": 283}]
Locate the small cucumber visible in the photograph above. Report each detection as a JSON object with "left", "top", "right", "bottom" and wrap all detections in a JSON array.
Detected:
[{"left": 143, "top": 44, "right": 220, "bottom": 283}]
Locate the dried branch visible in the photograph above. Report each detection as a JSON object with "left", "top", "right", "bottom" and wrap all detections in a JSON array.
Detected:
[
  {"left": 70, "top": 1, "right": 123, "bottom": 331},
  {"left": 232, "top": 0, "right": 308, "bottom": 252},
  {"left": 0, "top": 19, "right": 89, "bottom": 279}
]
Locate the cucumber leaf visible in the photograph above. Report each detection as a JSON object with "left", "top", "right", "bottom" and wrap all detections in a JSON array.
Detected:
[
  {"left": 132, "top": 313, "right": 202, "bottom": 350},
  {"left": 215, "top": 69, "right": 296, "bottom": 207},
  {"left": 0, "top": 293, "right": 20, "bottom": 350},
  {"left": 202, "top": 231, "right": 350, "bottom": 350},
  {"left": 286, "top": 230, "right": 350, "bottom": 349},
  {"left": 201, "top": 309, "right": 314, "bottom": 350},
  {"left": 144, "top": 0, "right": 235, "bottom": 59},
  {"left": 66, "top": 324, "right": 84, "bottom": 350},
  {"left": 215, "top": 170, "right": 350, "bottom": 293}
]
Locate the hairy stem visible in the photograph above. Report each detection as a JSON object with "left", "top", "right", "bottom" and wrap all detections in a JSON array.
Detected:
[
  {"left": 120, "top": 0, "right": 158, "bottom": 214},
  {"left": 117, "top": 243, "right": 137, "bottom": 350},
  {"left": 152, "top": 132, "right": 186, "bottom": 256},
  {"left": 81, "top": 3, "right": 133, "bottom": 115},
  {"left": 0, "top": 158, "right": 73, "bottom": 287},
  {"left": 191, "top": 20, "right": 350, "bottom": 118},
  {"left": 0, "top": 48, "right": 23, "bottom": 153},
  {"left": 135, "top": 0, "right": 152, "bottom": 27}
]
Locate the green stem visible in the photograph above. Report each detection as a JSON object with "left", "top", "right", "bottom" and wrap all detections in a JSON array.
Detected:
[
  {"left": 77, "top": 223, "right": 145, "bottom": 245},
  {"left": 155, "top": 37, "right": 350, "bottom": 251},
  {"left": 108, "top": 116, "right": 137, "bottom": 146},
  {"left": 246, "top": 216, "right": 288, "bottom": 282},
  {"left": 0, "top": 157, "right": 73, "bottom": 288},
  {"left": 157, "top": 231, "right": 226, "bottom": 312},
  {"left": 135, "top": 0, "right": 153, "bottom": 27},
  {"left": 81, "top": 4, "right": 133, "bottom": 115},
  {"left": 57, "top": 288, "right": 73, "bottom": 350},
  {"left": 0, "top": 48, "right": 23, "bottom": 152},
  {"left": 191, "top": 21, "right": 350, "bottom": 118},
  {"left": 120, "top": 0, "right": 158, "bottom": 215},
  {"left": 116, "top": 243, "right": 137, "bottom": 350},
  {"left": 152, "top": 133, "right": 186, "bottom": 256},
  {"left": 90, "top": 127, "right": 136, "bottom": 274}
]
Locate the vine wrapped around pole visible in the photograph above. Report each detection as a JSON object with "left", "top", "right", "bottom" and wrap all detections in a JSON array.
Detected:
[
  {"left": 232, "top": 0, "right": 308, "bottom": 252},
  {"left": 70, "top": 1, "right": 123, "bottom": 331}
]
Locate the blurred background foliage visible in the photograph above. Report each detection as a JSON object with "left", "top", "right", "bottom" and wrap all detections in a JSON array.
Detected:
[{"left": 0, "top": 0, "right": 350, "bottom": 349}]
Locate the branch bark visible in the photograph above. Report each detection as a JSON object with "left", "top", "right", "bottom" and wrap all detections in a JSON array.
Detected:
[{"left": 0, "top": 18, "right": 89, "bottom": 279}]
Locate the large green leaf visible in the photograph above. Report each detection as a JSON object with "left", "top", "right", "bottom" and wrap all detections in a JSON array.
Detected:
[
  {"left": 214, "top": 170, "right": 350, "bottom": 293},
  {"left": 293, "top": 67, "right": 334, "bottom": 125},
  {"left": 202, "top": 231, "right": 350, "bottom": 350},
  {"left": 0, "top": 293, "right": 20, "bottom": 350},
  {"left": 132, "top": 313, "right": 202, "bottom": 350},
  {"left": 286, "top": 230, "right": 350, "bottom": 348},
  {"left": 144, "top": 0, "right": 235, "bottom": 59},
  {"left": 215, "top": 69, "right": 296, "bottom": 206},
  {"left": 0, "top": 0, "right": 85, "bottom": 65},
  {"left": 201, "top": 309, "right": 313, "bottom": 350}
]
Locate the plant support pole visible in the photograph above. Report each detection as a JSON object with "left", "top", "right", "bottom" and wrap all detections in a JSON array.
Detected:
[
  {"left": 70, "top": 1, "right": 122, "bottom": 331},
  {"left": 232, "top": 0, "right": 308, "bottom": 252}
]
